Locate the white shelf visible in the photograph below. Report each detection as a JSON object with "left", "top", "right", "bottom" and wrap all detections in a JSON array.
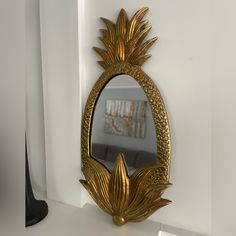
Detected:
[
  {"left": 25, "top": 196, "right": 160, "bottom": 236},
  {"left": 25, "top": 193, "right": 208, "bottom": 236}
]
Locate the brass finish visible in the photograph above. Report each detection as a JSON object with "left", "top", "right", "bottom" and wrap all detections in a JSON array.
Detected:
[
  {"left": 93, "top": 7, "right": 158, "bottom": 69},
  {"left": 81, "top": 154, "right": 171, "bottom": 226},
  {"left": 80, "top": 7, "right": 172, "bottom": 225}
]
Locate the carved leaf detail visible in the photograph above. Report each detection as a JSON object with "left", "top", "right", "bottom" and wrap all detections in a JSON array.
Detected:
[
  {"left": 126, "top": 7, "right": 149, "bottom": 41},
  {"left": 100, "top": 18, "right": 116, "bottom": 43},
  {"left": 129, "top": 37, "right": 158, "bottom": 61},
  {"left": 115, "top": 37, "right": 125, "bottom": 61},
  {"left": 93, "top": 47, "right": 112, "bottom": 64},
  {"left": 109, "top": 154, "right": 130, "bottom": 214},
  {"left": 98, "top": 61, "right": 108, "bottom": 69},
  {"left": 124, "top": 164, "right": 171, "bottom": 221},
  {"left": 81, "top": 158, "right": 112, "bottom": 214},
  {"left": 116, "top": 8, "right": 128, "bottom": 38}
]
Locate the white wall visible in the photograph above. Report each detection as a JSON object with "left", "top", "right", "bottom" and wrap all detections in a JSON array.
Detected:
[
  {"left": 212, "top": 0, "right": 236, "bottom": 235},
  {"left": 40, "top": 0, "right": 84, "bottom": 207},
  {"left": 38, "top": 0, "right": 236, "bottom": 235},
  {"left": 81, "top": 1, "right": 211, "bottom": 234},
  {"left": 26, "top": 0, "right": 46, "bottom": 193},
  {"left": 0, "top": 1, "right": 25, "bottom": 233}
]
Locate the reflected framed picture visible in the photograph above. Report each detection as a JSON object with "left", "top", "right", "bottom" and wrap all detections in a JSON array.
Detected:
[{"left": 104, "top": 99, "right": 147, "bottom": 138}]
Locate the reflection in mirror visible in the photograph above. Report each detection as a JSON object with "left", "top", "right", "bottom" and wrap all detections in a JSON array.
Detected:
[{"left": 91, "top": 75, "right": 157, "bottom": 175}]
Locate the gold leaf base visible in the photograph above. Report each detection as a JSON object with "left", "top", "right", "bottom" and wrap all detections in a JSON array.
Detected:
[{"left": 80, "top": 154, "right": 171, "bottom": 226}]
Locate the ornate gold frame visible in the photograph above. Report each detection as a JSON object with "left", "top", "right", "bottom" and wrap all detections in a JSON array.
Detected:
[{"left": 80, "top": 7, "right": 171, "bottom": 226}]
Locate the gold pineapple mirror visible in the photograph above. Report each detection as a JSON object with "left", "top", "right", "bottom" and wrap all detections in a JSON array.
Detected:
[{"left": 80, "top": 7, "right": 172, "bottom": 226}]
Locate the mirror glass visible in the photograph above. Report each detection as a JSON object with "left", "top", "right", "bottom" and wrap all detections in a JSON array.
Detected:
[{"left": 91, "top": 75, "right": 157, "bottom": 175}]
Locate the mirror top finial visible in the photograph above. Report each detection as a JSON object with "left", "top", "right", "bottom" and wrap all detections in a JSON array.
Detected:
[{"left": 93, "top": 7, "right": 158, "bottom": 69}]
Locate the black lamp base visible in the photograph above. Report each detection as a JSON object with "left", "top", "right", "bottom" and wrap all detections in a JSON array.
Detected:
[
  {"left": 25, "top": 136, "right": 48, "bottom": 227},
  {"left": 26, "top": 199, "right": 48, "bottom": 227}
]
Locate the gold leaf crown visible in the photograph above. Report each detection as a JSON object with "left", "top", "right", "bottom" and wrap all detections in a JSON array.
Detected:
[{"left": 94, "top": 7, "right": 158, "bottom": 69}]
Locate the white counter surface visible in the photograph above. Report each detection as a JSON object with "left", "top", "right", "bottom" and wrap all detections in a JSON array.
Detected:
[{"left": 25, "top": 197, "right": 160, "bottom": 236}]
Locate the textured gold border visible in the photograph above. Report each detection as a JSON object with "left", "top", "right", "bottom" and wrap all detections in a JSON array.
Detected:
[{"left": 81, "top": 62, "right": 171, "bottom": 181}]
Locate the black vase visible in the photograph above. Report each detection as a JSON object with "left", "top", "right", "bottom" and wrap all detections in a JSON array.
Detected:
[{"left": 25, "top": 137, "right": 48, "bottom": 226}]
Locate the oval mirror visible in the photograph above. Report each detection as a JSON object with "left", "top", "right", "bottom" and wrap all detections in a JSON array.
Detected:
[
  {"left": 80, "top": 7, "right": 171, "bottom": 226},
  {"left": 91, "top": 75, "right": 157, "bottom": 175}
]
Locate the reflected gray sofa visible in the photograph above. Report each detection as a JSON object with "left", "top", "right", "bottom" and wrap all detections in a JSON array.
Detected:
[{"left": 92, "top": 143, "right": 156, "bottom": 175}]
